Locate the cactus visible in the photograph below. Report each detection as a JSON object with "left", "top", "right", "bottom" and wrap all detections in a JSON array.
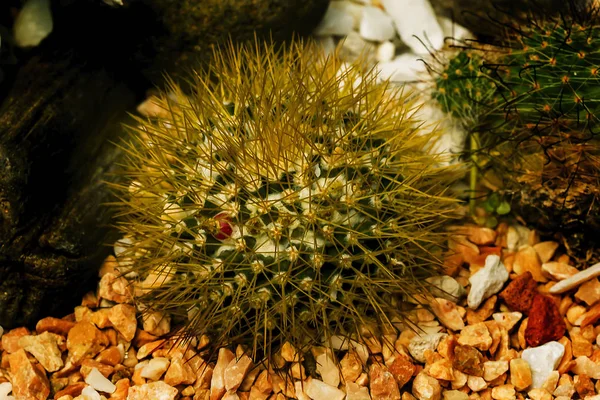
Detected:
[
  {"left": 112, "top": 41, "right": 462, "bottom": 357},
  {"left": 431, "top": 5, "right": 600, "bottom": 259}
]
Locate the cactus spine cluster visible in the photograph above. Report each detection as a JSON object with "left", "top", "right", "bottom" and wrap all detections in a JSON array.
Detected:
[
  {"left": 113, "top": 41, "right": 461, "bottom": 356},
  {"left": 432, "top": 6, "right": 600, "bottom": 258}
]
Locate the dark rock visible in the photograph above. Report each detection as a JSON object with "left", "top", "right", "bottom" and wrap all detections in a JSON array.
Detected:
[
  {"left": 452, "top": 344, "right": 484, "bottom": 377},
  {"left": 525, "top": 294, "right": 566, "bottom": 347}
]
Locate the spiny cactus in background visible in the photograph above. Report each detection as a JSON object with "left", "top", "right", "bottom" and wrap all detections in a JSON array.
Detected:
[
  {"left": 112, "top": 40, "right": 462, "bottom": 357},
  {"left": 431, "top": 5, "right": 600, "bottom": 260}
]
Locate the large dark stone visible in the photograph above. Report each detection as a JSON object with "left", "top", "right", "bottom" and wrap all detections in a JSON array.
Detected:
[{"left": 0, "top": 0, "right": 329, "bottom": 329}]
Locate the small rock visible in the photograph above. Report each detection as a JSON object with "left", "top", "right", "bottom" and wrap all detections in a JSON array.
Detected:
[
  {"left": 313, "top": 0, "right": 362, "bottom": 36},
  {"left": 452, "top": 345, "right": 484, "bottom": 377},
  {"left": 85, "top": 368, "right": 116, "bottom": 394},
  {"left": 18, "top": 331, "right": 64, "bottom": 372},
  {"left": 381, "top": 0, "right": 444, "bottom": 53},
  {"left": 491, "top": 384, "right": 515, "bottom": 400},
  {"left": 506, "top": 225, "right": 530, "bottom": 252},
  {"left": 388, "top": 354, "right": 416, "bottom": 388},
  {"left": 141, "top": 310, "right": 171, "bottom": 336},
  {"left": 163, "top": 352, "right": 197, "bottom": 387},
  {"left": 492, "top": 312, "right": 522, "bottom": 331},
  {"left": 80, "top": 385, "right": 102, "bottom": 400},
  {"left": 509, "top": 358, "right": 532, "bottom": 391},
  {"left": 571, "top": 356, "right": 600, "bottom": 379},
  {"left": 549, "top": 262, "right": 600, "bottom": 294},
  {"left": 1, "top": 327, "right": 30, "bottom": 353},
  {"left": 426, "top": 276, "right": 466, "bottom": 302},
  {"left": 408, "top": 333, "right": 447, "bottom": 364},
  {"left": 0, "top": 382, "right": 12, "bottom": 399},
  {"left": 499, "top": 271, "right": 538, "bottom": 313},
  {"left": 376, "top": 41, "right": 396, "bottom": 63},
  {"left": 316, "top": 350, "right": 340, "bottom": 388},
  {"left": 574, "top": 278, "right": 600, "bottom": 306},
  {"left": 430, "top": 298, "right": 464, "bottom": 331},
  {"left": 442, "top": 390, "right": 468, "bottom": 400},
  {"left": 483, "top": 361, "right": 509, "bottom": 382},
  {"left": 211, "top": 347, "right": 235, "bottom": 400},
  {"left": 98, "top": 272, "right": 133, "bottom": 304},
  {"left": 467, "top": 255, "right": 509, "bottom": 309},
  {"left": 513, "top": 246, "right": 546, "bottom": 282},
  {"left": 360, "top": 6, "right": 396, "bottom": 41},
  {"left": 340, "top": 350, "right": 364, "bottom": 383},
  {"left": 521, "top": 341, "right": 565, "bottom": 388},
  {"left": 467, "top": 376, "right": 487, "bottom": 392},
  {"left": 574, "top": 373, "right": 595, "bottom": 397},
  {"left": 428, "top": 359, "right": 454, "bottom": 381},
  {"left": 66, "top": 322, "right": 109, "bottom": 365},
  {"left": 108, "top": 304, "right": 137, "bottom": 342},
  {"left": 281, "top": 341, "right": 301, "bottom": 363},
  {"left": 466, "top": 296, "right": 497, "bottom": 325},
  {"left": 36, "top": 317, "right": 75, "bottom": 336},
  {"left": 533, "top": 241, "right": 559, "bottom": 263},
  {"left": 412, "top": 371, "right": 442, "bottom": 400},
  {"left": 525, "top": 294, "right": 566, "bottom": 347},
  {"left": 457, "top": 323, "right": 492, "bottom": 351},
  {"left": 224, "top": 354, "right": 252, "bottom": 392},
  {"left": 541, "top": 262, "right": 579, "bottom": 281},
  {"left": 249, "top": 370, "right": 272, "bottom": 400},
  {"left": 140, "top": 357, "right": 170, "bottom": 381},
  {"left": 370, "top": 363, "right": 401, "bottom": 400},
  {"left": 126, "top": 381, "right": 178, "bottom": 400},
  {"left": 345, "top": 382, "right": 372, "bottom": 400},
  {"left": 8, "top": 349, "right": 50, "bottom": 400},
  {"left": 305, "top": 378, "right": 346, "bottom": 400}
]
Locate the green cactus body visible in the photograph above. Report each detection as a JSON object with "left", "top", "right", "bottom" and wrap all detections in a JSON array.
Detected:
[
  {"left": 433, "top": 50, "right": 498, "bottom": 127},
  {"left": 114, "top": 41, "right": 461, "bottom": 356},
  {"left": 488, "top": 20, "right": 600, "bottom": 130}
]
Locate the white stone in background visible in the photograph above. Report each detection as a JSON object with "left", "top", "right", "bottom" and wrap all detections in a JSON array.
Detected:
[
  {"left": 549, "top": 262, "right": 600, "bottom": 294},
  {"left": 377, "top": 52, "right": 427, "bottom": 82},
  {"left": 467, "top": 255, "right": 509, "bottom": 309},
  {"left": 521, "top": 341, "right": 565, "bottom": 389},
  {"left": 413, "top": 103, "right": 468, "bottom": 158},
  {"left": 381, "top": 0, "right": 444, "bottom": 53},
  {"left": 0, "top": 325, "right": 3, "bottom": 339},
  {"left": 408, "top": 332, "right": 447, "bottom": 363},
  {"left": 376, "top": 41, "right": 396, "bottom": 62},
  {"left": 81, "top": 385, "right": 102, "bottom": 400},
  {"left": 14, "top": 0, "right": 53, "bottom": 47},
  {"left": 438, "top": 17, "right": 474, "bottom": 43},
  {"left": 85, "top": 368, "right": 116, "bottom": 394},
  {"left": 315, "top": 36, "right": 337, "bottom": 56},
  {"left": 339, "top": 31, "right": 376, "bottom": 64},
  {"left": 314, "top": 1, "right": 363, "bottom": 36},
  {"left": 360, "top": 6, "right": 396, "bottom": 42}
]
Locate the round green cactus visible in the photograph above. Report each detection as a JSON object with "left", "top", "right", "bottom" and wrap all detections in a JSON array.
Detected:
[{"left": 113, "top": 41, "right": 462, "bottom": 356}]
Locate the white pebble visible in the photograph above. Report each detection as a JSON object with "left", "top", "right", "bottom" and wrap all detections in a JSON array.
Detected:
[
  {"left": 314, "top": 1, "right": 363, "bottom": 36},
  {"left": 376, "top": 41, "right": 396, "bottom": 62},
  {"left": 359, "top": 6, "right": 396, "bottom": 42},
  {"left": 426, "top": 275, "right": 466, "bottom": 301},
  {"left": 13, "top": 0, "right": 53, "bottom": 47},
  {"left": 81, "top": 385, "right": 102, "bottom": 400},
  {"left": 408, "top": 332, "right": 447, "bottom": 363},
  {"left": 438, "top": 16, "right": 474, "bottom": 43},
  {"left": 522, "top": 341, "right": 565, "bottom": 388},
  {"left": 0, "top": 382, "right": 13, "bottom": 398},
  {"left": 381, "top": 0, "right": 444, "bottom": 53},
  {"left": 85, "top": 368, "right": 116, "bottom": 394},
  {"left": 549, "top": 262, "right": 600, "bottom": 294},
  {"left": 467, "top": 254, "right": 509, "bottom": 309},
  {"left": 377, "top": 52, "right": 427, "bottom": 82},
  {"left": 0, "top": 325, "right": 4, "bottom": 339}
]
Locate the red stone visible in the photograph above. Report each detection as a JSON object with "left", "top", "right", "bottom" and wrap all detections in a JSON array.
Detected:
[
  {"left": 525, "top": 294, "right": 566, "bottom": 347},
  {"left": 499, "top": 271, "right": 538, "bottom": 313}
]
